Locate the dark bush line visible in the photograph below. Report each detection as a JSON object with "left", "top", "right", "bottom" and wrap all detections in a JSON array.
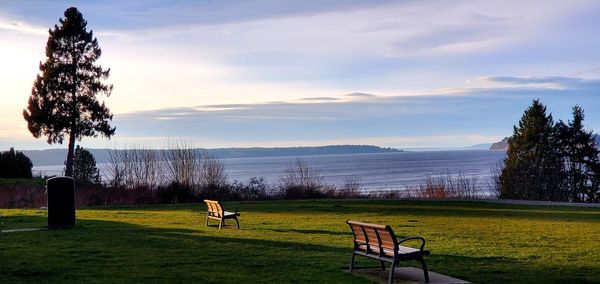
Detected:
[
  {"left": 1, "top": 147, "right": 491, "bottom": 208},
  {"left": 0, "top": 171, "right": 491, "bottom": 209},
  {"left": 0, "top": 148, "right": 33, "bottom": 179}
]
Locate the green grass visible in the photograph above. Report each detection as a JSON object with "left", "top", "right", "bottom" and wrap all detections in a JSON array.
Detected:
[{"left": 1, "top": 200, "right": 599, "bottom": 283}]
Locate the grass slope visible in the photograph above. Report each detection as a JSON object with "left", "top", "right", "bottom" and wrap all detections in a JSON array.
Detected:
[{"left": 1, "top": 200, "right": 599, "bottom": 283}]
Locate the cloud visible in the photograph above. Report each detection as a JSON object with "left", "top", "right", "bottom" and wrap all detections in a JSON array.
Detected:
[
  {"left": 481, "top": 76, "right": 600, "bottom": 90},
  {"left": 0, "top": 19, "right": 46, "bottom": 35},
  {"left": 300, "top": 97, "right": 339, "bottom": 101},
  {"left": 9, "top": 74, "right": 600, "bottom": 150},
  {"left": 109, "top": 76, "right": 600, "bottom": 148},
  {"left": 3, "top": 1, "right": 600, "bottom": 150},
  {"left": 345, "top": 92, "right": 377, "bottom": 98}
]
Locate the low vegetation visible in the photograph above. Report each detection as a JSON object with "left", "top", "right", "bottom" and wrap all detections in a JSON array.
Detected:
[
  {"left": 0, "top": 150, "right": 492, "bottom": 208},
  {"left": 1, "top": 200, "right": 598, "bottom": 283}
]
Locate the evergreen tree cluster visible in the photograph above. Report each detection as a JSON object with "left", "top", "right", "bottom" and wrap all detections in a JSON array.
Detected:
[
  {"left": 499, "top": 100, "right": 600, "bottom": 202},
  {"left": 73, "top": 146, "right": 101, "bottom": 185},
  {"left": 0, "top": 148, "right": 33, "bottom": 178}
]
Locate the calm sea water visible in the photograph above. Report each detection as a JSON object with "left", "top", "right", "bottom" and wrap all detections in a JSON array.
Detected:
[{"left": 33, "top": 150, "right": 506, "bottom": 191}]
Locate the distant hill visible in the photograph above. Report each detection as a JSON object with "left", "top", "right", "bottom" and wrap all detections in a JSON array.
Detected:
[
  {"left": 490, "top": 135, "right": 600, "bottom": 150},
  {"left": 489, "top": 137, "right": 509, "bottom": 150},
  {"left": 467, "top": 143, "right": 493, "bottom": 149},
  {"left": 23, "top": 145, "right": 402, "bottom": 166}
]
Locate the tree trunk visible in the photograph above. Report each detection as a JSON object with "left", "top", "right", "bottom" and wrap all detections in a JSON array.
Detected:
[{"left": 64, "top": 131, "right": 76, "bottom": 177}]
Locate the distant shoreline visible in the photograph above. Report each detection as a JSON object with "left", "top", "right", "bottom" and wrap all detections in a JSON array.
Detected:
[{"left": 24, "top": 144, "right": 403, "bottom": 166}]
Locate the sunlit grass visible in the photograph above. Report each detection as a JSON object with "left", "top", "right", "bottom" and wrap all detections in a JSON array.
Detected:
[{"left": 1, "top": 200, "right": 599, "bottom": 283}]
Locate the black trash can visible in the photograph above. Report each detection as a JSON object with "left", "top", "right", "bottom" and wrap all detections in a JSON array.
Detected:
[{"left": 47, "top": 176, "right": 76, "bottom": 229}]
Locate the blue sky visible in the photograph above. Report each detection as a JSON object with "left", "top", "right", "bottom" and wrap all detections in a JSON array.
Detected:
[{"left": 1, "top": 0, "right": 600, "bottom": 149}]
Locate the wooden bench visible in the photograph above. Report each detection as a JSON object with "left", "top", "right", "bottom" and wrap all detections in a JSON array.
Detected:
[
  {"left": 346, "top": 220, "right": 430, "bottom": 283},
  {"left": 204, "top": 199, "right": 240, "bottom": 229}
]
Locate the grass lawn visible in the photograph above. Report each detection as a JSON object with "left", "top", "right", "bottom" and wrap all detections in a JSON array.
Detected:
[{"left": 1, "top": 200, "right": 599, "bottom": 283}]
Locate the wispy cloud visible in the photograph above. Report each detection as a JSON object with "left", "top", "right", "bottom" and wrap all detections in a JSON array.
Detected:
[
  {"left": 0, "top": 19, "right": 46, "bottom": 35},
  {"left": 345, "top": 92, "right": 377, "bottom": 98},
  {"left": 108, "top": 76, "right": 600, "bottom": 148},
  {"left": 2, "top": 1, "right": 600, "bottom": 150},
  {"left": 481, "top": 76, "right": 600, "bottom": 90},
  {"left": 300, "top": 97, "right": 340, "bottom": 101}
]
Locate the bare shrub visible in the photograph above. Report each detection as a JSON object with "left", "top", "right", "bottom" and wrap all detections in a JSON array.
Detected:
[
  {"left": 141, "top": 148, "right": 162, "bottom": 189},
  {"left": 447, "top": 172, "right": 482, "bottom": 199},
  {"left": 197, "top": 153, "right": 231, "bottom": 199},
  {"left": 163, "top": 140, "right": 201, "bottom": 190},
  {"left": 365, "top": 187, "right": 407, "bottom": 199},
  {"left": 104, "top": 147, "right": 163, "bottom": 190},
  {"left": 413, "top": 176, "right": 448, "bottom": 199},
  {"left": 488, "top": 162, "right": 504, "bottom": 199},
  {"left": 199, "top": 153, "right": 228, "bottom": 188},
  {"left": 104, "top": 149, "right": 126, "bottom": 189},
  {"left": 336, "top": 177, "right": 364, "bottom": 198},
  {"left": 279, "top": 158, "right": 327, "bottom": 199},
  {"left": 231, "top": 177, "right": 271, "bottom": 200},
  {"left": 412, "top": 172, "right": 486, "bottom": 199}
]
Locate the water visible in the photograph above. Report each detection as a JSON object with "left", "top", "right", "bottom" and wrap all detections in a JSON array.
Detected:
[{"left": 33, "top": 150, "right": 506, "bottom": 191}]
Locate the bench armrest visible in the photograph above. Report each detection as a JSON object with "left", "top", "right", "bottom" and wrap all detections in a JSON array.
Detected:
[{"left": 397, "top": 236, "right": 426, "bottom": 251}]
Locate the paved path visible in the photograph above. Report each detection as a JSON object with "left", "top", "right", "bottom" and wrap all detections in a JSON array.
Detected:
[
  {"left": 478, "top": 199, "right": 600, "bottom": 208},
  {"left": 392, "top": 198, "right": 600, "bottom": 208},
  {"left": 347, "top": 267, "right": 469, "bottom": 284},
  {"left": 1, "top": 228, "right": 44, "bottom": 233}
]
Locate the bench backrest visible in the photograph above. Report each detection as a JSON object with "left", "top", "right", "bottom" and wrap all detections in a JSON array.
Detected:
[
  {"left": 204, "top": 199, "right": 224, "bottom": 216},
  {"left": 347, "top": 220, "right": 398, "bottom": 256}
]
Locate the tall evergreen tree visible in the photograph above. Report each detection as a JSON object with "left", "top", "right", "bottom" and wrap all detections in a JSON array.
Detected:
[
  {"left": 499, "top": 100, "right": 564, "bottom": 200},
  {"left": 23, "top": 7, "right": 114, "bottom": 177},
  {"left": 73, "top": 146, "right": 100, "bottom": 184},
  {"left": 555, "top": 106, "right": 600, "bottom": 202}
]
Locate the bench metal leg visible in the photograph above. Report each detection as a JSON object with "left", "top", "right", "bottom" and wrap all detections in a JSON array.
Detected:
[
  {"left": 349, "top": 253, "right": 356, "bottom": 272},
  {"left": 380, "top": 261, "right": 386, "bottom": 270},
  {"left": 388, "top": 261, "right": 396, "bottom": 284},
  {"left": 206, "top": 215, "right": 209, "bottom": 226},
  {"left": 234, "top": 217, "right": 240, "bottom": 229},
  {"left": 419, "top": 258, "right": 429, "bottom": 283},
  {"left": 219, "top": 219, "right": 224, "bottom": 229}
]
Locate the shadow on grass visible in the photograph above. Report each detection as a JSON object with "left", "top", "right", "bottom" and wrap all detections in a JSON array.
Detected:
[
  {"left": 0, "top": 214, "right": 47, "bottom": 230},
  {"left": 0, "top": 215, "right": 360, "bottom": 283},
  {"left": 0, "top": 214, "right": 596, "bottom": 284}
]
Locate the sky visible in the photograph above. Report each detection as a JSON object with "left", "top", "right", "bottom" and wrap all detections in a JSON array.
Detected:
[{"left": 1, "top": 0, "right": 600, "bottom": 150}]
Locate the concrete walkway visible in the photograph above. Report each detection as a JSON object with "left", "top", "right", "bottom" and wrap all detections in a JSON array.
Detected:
[
  {"left": 391, "top": 198, "right": 600, "bottom": 208},
  {"left": 347, "top": 267, "right": 469, "bottom": 284},
  {"left": 1, "top": 228, "right": 44, "bottom": 233},
  {"left": 478, "top": 198, "right": 600, "bottom": 208}
]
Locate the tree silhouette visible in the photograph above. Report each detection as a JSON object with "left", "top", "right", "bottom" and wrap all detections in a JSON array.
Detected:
[
  {"left": 499, "top": 100, "right": 563, "bottom": 200},
  {"left": 555, "top": 106, "right": 600, "bottom": 202},
  {"left": 23, "top": 7, "right": 114, "bottom": 177},
  {"left": 0, "top": 148, "right": 33, "bottom": 178},
  {"left": 73, "top": 146, "right": 101, "bottom": 185}
]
